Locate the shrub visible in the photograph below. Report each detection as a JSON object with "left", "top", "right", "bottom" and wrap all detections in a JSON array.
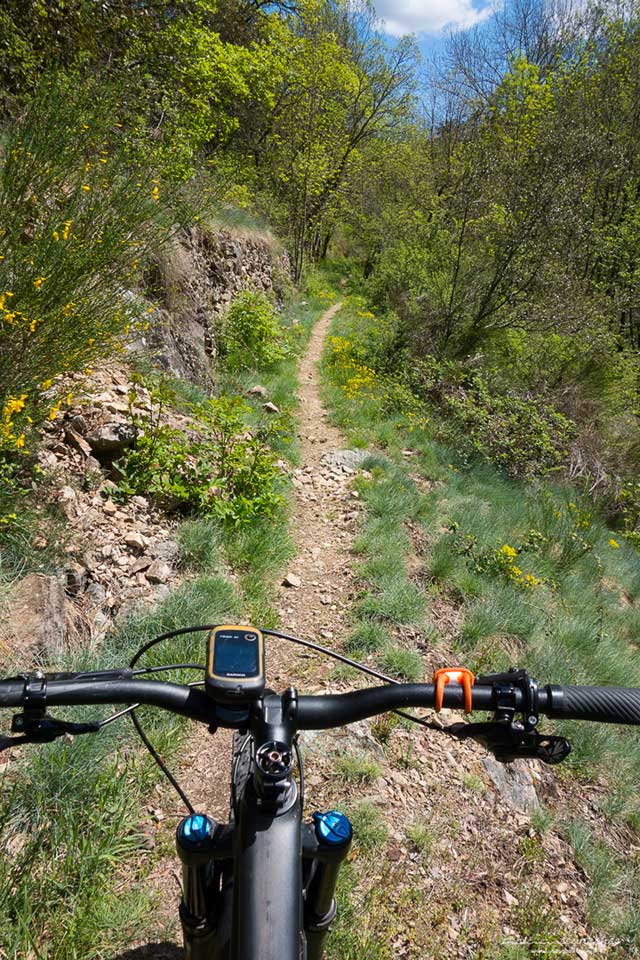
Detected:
[
  {"left": 442, "top": 379, "right": 576, "bottom": 480},
  {"left": 219, "top": 289, "right": 289, "bottom": 369},
  {"left": 116, "top": 382, "right": 284, "bottom": 525},
  {"left": 0, "top": 77, "right": 184, "bottom": 455}
]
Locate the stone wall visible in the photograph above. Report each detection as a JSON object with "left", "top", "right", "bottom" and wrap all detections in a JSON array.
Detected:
[{"left": 135, "top": 224, "right": 292, "bottom": 388}]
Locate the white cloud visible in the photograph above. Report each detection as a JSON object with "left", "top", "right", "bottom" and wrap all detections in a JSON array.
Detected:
[{"left": 373, "top": 0, "right": 496, "bottom": 36}]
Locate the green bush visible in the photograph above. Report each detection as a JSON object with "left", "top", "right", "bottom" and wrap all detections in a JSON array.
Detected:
[
  {"left": 442, "top": 380, "right": 576, "bottom": 480},
  {"left": 219, "top": 289, "right": 289, "bottom": 369},
  {"left": 117, "top": 383, "right": 284, "bottom": 525},
  {"left": 0, "top": 78, "right": 183, "bottom": 455}
]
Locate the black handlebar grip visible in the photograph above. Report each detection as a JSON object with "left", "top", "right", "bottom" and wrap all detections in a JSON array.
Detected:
[{"left": 547, "top": 684, "right": 640, "bottom": 725}]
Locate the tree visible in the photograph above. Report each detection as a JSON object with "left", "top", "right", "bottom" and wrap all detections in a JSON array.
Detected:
[{"left": 252, "top": 0, "right": 418, "bottom": 278}]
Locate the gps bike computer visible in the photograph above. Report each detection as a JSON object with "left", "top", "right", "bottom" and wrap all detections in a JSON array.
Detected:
[{"left": 206, "top": 625, "right": 265, "bottom": 702}]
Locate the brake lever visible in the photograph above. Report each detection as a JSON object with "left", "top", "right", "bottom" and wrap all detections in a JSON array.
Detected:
[
  {"left": 442, "top": 667, "right": 571, "bottom": 765},
  {"left": 447, "top": 720, "right": 571, "bottom": 764},
  {"left": 0, "top": 713, "right": 102, "bottom": 752}
]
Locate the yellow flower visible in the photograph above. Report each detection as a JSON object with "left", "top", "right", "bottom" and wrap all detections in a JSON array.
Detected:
[
  {"left": 82, "top": 185, "right": 91, "bottom": 192},
  {"left": 4, "top": 394, "right": 28, "bottom": 416},
  {"left": 609, "top": 538, "right": 620, "bottom": 549},
  {"left": 152, "top": 186, "right": 159, "bottom": 201},
  {"left": 33, "top": 276, "right": 46, "bottom": 288},
  {"left": 52, "top": 230, "right": 60, "bottom": 241},
  {"left": 41, "top": 379, "right": 53, "bottom": 390},
  {"left": 15, "top": 434, "right": 25, "bottom": 448},
  {"left": 500, "top": 544, "right": 518, "bottom": 559}
]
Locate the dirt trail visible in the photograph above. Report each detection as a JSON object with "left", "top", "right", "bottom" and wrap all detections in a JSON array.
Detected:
[
  {"left": 274, "top": 301, "right": 360, "bottom": 656},
  {"left": 128, "top": 303, "right": 603, "bottom": 960}
]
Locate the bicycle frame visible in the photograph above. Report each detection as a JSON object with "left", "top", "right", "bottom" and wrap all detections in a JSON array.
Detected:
[{"left": 177, "top": 693, "right": 352, "bottom": 960}]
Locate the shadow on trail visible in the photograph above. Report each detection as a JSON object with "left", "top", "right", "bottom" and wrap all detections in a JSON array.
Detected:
[{"left": 111, "top": 945, "right": 182, "bottom": 960}]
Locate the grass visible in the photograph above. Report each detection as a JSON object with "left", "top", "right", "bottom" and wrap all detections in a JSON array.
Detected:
[
  {"left": 563, "top": 819, "right": 640, "bottom": 943},
  {"left": 0, "top": 572, "right": 240, "bottom": 957},
  {"left": 405, "top": 818, "right": 435, "bottom": 854},
  {"left": 377, "top": 645, "right": 423, "bottom": 681},
  {"left": 345, "top": 620, "right": 390, "bottom": 655},
  {"left": 336, "top": 753, "right": 381, "bottom": 784},
  {"left": 321, "top": 289, "right": 640, "bottom": 954},
  {"left": 348, "top": 801, "right": 389, "bottom": 849}
]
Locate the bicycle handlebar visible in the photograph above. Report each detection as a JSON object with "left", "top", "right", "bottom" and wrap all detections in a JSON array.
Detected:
[{"left": 1, "top": 675, "right": 639, "bottom": 728}]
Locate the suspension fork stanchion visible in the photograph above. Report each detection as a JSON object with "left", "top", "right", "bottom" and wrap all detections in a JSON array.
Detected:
[
  {"left": 302, "top": 813, "right": 352, "bottom": 960},
  {"left": 176, "top": 815, "right": 233, "bottom": 960}
]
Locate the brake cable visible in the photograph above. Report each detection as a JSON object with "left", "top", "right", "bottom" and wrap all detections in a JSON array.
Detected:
[{"left": 125, "top": 626, "right": 217, "bottom": 812}]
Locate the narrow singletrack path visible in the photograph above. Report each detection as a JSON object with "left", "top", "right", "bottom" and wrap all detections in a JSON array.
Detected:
[
  {"left": 123, "top": 303, "right": 600, "bottom": 960},
  {"left": 275, "top": 301, "right": 361, "bottom": 658}
]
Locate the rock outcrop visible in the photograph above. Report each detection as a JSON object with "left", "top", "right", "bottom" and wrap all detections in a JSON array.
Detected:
[
  {"left": 135, "top": 224, "right": 291, "bottom": 387},
  {"left": 0, "top": 220, "right": 291, "bottom": 669},
  {"left": 0, "top": 574, "right": 67, "bottom": 666}
]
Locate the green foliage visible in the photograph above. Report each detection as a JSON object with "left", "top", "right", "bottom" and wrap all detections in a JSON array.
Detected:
[
  {"left": 345, "top": 620, "right": 389, "bottom": 654},
  {"left": 328, "top": 299, "right": 576, "bottom": 481},
  {"left": 0, "top": 747, "right": 150, "bottom": 957},
  {"left": 117, "top": 381, "right": 284, "bottom": 526},
  {"left": 440, "top": 379, "right": 576, "bottom": 480},
  {"left": 562, "top": 819, "right": 640, "bottom": 943},
  {"left": 378, "top": 645, "right": 423, "bottom": 681},
  {"left": 348, "top": 802, "right": 389, "bottom": 850},
  {"left": 0, "top": 78, "right": 186, "bottom": 453},
  {"left": 219, "top": 289, "right": 289, "bottom": 369},
  {"left": 177, "top": 518, "right": 223, "bottom": 572},
  {"left": 323, "top": 293, "right": 640, "bottom": 950},
  {"left": 0, "top": 459, "right": 69, "bottom": 580},
  {"left": 405, "top": 819, "right": 435, "bottom": 854}
]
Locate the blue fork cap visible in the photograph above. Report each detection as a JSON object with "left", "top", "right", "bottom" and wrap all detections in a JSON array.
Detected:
[
  {"left": 313, "top": 810, "right": 352, "bottom": 846},
  {"left": 178, "top": 813, "right": 214, "bottom": 846}
]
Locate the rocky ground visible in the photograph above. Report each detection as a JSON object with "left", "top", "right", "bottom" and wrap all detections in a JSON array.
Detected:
[
  {"left": 0, "top": 365, "right": 187, "bottom": 667},
  {"left": 1, "top": 219, "right": 289, "bottom": 668}
]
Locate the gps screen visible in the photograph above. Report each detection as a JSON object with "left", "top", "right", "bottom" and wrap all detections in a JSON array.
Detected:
[{"left": 213, "top": 631, "right": 260, "bottom": 677}]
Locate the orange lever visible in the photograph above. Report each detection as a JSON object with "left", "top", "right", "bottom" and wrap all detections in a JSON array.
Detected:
[{"left": 432, "top": 667, "right": 475, "bottom": 714}]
